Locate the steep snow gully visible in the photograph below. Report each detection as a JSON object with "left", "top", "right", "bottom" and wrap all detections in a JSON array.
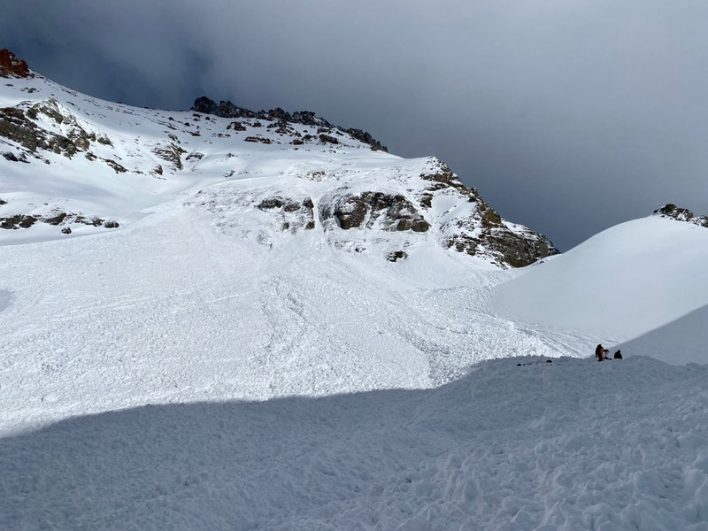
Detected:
[{"left": 1, "top": 51, "right": 707, "bottom": 530}]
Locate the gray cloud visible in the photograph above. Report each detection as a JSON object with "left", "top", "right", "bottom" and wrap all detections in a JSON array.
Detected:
[{"left": 3, "top": 0, "right": 708, "bottom": 248}]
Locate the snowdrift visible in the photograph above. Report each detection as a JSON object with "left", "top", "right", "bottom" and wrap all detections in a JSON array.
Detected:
[{"left": 491, "top": 216, "right": 708, "bottom": 361}]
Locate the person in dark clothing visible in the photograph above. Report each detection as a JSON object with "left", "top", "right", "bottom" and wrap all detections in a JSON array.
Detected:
[
  {"left": 595, "top": 344, "right": 607, "bottom": 361},
  {"left": 613, "top": 350, "right": 623, "bottom": 360}
]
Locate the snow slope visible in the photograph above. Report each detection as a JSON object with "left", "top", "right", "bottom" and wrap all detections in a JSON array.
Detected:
[
  {"left": 2, "top": 52, "right": 708, "bottom": 530},
  {"left": 615, "top": 304, "right": 708, "bottom": 365},
  {"left": 1, "top": 356, "right": 707, "bottom": 530},
  {"left": 491, "top": 216, "right": 708, "bottom": 361},
  {"left": 0, "top": 64, "right": 565, "bottom": 435},
  {"left": 0, "top": 201, "right": 577, "bottom": 435}
]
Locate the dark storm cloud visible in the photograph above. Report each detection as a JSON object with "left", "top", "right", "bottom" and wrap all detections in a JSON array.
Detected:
[{"left": 3, "top": 0, "right": 708, "bottom": 249}]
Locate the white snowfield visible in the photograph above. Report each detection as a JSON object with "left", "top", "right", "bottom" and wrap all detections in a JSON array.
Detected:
[
  {"left": 491, "top": 216, "right": 708, "bottom": 363},
  {"left": 0, "top": 72, "right": 567, "bottom": 435},
  {"left": 1, "top": 67, "right": 707, "bottom": 530}
]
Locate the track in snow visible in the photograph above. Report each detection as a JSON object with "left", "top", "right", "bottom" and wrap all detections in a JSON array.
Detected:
[{"left": 1, "top": 357, "right": 706, "bottom": 531}]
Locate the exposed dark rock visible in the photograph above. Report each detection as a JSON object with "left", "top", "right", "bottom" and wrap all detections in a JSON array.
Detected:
[
  {"left": 0, "top": 100, "right": 100, "bottom": 159},
  {"left": 190, "top": 97, "right": 388, "bottom": 151},
  {"left": 283, "top": 201, "right": 301, "bottom": 213},
  {"left": 258, "top": 198, "right": 285, "bottom": 210},
  {"left": 186, "top": 152, "right": 204, "bottom": 162},
  {"left": 654, "top": 203, "right": 708, "bottom": 227},
  {"left": 151, "top": 164, "right": 163, "bottom": 176},
  {"left": 244, "top": 136, "right": 272, "bottom": 144},
  {"left": 419, "top": 193, "right": 433, "bottom": 209},
  {"left": 398, "top": 218, "right": 430, "bottom": 232},
  {"left": 323, "top": 192, "right": 429, "bottom": 232},
  {"left": 420, "top": 163, "right": 465, "bottom": 190},
  {"left": 74, "top": 216, "right": 104, "bottom": 227},
  {"left": 387, "top": 250, "right": 407, "bottom": 262},
  {"left": 0, "top": 209, "right": 121, "bottom": 231},
  {"left": 0, "top": 198, "right": 6, "bottom": 205},
  {"left": 256, "top": 195, "right": 315, "bottom": 233},
  {"left": 44, "top": 212, "right": 68, "bottom": 225},
  {"left": 484, "top": 232, "right": 557, "bottom": 268},
  {"left": 191, "top": 97, "right": 257, "bottom": 119},
  {"left": 0, "top": 49, "right": 32, "bottom": 78},
  {"left": 319, "top": 134, "right": 339, "bottom": 145},
  {"left": 345, "top": 128, "right": 388, "bottom": 152},
  {"left": 423, "top": 159, "right": 557, "bottom": 267},
  {"left": 154, "top": 142, "right": 186, "bottom": 171},
  {"left": 227, "top": 121, "right": 246, "bottom": 131},
  {"left": 0, "top": 214, "right": 37, "bottom": 229},
  {"left": 2, "top": 151, "right": 28, "bottom": 163},
  {"left": 103, "top": 159, "right": 128, "bottom": 173}
]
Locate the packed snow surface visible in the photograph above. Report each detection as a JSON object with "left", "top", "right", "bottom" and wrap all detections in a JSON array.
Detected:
[{"left": 1, "top": 357, "right": 707, "bottom": 530}]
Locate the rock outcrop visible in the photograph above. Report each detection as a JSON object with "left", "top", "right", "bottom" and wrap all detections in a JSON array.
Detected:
[
  {"left": 421, "top": 159, "right": 557, "bottom": 267},
  {"left": 321, "top": 192, "right": 430, "bottom": 232},
  {"left": 654, "top": 204, "right": 708, "bottom": 228},
  {"left": 0, "top": 49, "right": 32, "bottom": 78},
  {"left": 0, "top": 100, "right": 98, "bottom": 158},
  {"left": 191, "top": 96, "right": 388, "bottom": 151}
]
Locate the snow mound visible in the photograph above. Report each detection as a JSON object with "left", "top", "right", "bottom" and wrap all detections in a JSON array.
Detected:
[
  {"left": 615, "top": 304, "right": 708, "bottom": 365},
  {"left": 490, "top": 216, "right": 708, "bottom": 359},
  {"left": 1, "top": 357, "right": 706, "bottom": 530}
]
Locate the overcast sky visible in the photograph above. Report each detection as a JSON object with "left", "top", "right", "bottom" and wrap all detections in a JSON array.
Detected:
[{"left": 3, "top": 0, "right": 707, "bottom": 249}]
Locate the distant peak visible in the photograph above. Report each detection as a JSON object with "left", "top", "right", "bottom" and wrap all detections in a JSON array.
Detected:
[
  {"left": 0, "top": 49, "right": 32, "bottom": 78},
  {"left": 654, "top": 204, "right": 707, "bottom": 228},
  {"left": 190, "top": 96, "right": 388, "bottom": 152}
]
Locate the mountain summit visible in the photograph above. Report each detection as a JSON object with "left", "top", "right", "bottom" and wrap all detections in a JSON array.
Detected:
[
  {"left": 0, "top": 48, "right": 31, "bottom": 78},
  {"left": 0, "top": 49, "right": 556, "bottom": 267}
]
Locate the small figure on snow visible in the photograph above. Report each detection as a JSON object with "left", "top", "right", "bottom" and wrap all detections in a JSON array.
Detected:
[
  {"left": 613, "top": 350, "right": 623, "bottom": 360},
  {"left": 595, "top": 344, "right": 609, "bottom": 361}
]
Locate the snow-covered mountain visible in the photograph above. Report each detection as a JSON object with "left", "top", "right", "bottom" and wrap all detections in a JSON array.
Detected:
[
  {"left": 0, "top": 49, "right": 568, "bottom": 432},
  {"left": 0, "top": 49, "right": 554, "bottom": 267},
  {"left": 491, "top": 208, "right": 708, "bottom": 362},
  {"left": 2, "top": 49, "right": 707, "bottom": 530}
]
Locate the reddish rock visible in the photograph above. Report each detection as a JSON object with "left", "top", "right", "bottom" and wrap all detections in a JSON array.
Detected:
[{"left": 0, "top": 49, "right": 32, "bottom": 78}]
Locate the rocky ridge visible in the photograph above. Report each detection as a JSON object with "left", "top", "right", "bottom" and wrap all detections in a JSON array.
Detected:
[
  {"left": 0, "top": 49, "right": 32, "bottom": 78},
  {"left": 654, "top": 204, "right": 708, "bottom": 228},
  {"left": 0, "top": 49, "right": 556, "bottom": 267},
  {"left": 192, "top": 96, "right": 388, "bottom": 152}
]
